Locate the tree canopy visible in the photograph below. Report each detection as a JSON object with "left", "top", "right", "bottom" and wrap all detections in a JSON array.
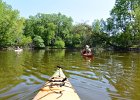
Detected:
[
  {"left": 1, "top": 0, "right": 140, "bottom": 50},
  {"left": 0, "top": 0, "right": 32, "bottom": 48}
]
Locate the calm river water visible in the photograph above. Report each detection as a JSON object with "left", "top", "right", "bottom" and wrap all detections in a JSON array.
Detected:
[{"left": 0, "top": 49, "right": 140, "bottom": 100}]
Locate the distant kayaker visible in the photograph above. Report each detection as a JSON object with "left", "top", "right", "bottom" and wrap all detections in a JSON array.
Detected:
[
  {"left": 85, "top": 45, "right": 91, "bottom": 54},
  {"left": 17, "top": 46, "right": 20, "bottom": 50}
]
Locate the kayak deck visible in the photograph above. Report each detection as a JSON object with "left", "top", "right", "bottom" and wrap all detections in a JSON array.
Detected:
[{"left": 33, "top": 67, "right": 80, "bottom": 100}]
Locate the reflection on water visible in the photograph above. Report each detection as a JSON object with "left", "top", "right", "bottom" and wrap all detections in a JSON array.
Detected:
[{"left": 0, "top": 50, "right": 140, "bottom": 100}]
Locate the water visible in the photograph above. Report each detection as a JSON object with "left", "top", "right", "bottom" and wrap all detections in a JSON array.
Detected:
[{"left": 0, "top": 49, "right": 140, "bottom": 100}]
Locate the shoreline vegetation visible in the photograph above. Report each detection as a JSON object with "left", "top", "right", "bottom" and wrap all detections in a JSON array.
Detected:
[
  {"left": 1, "top": 46, "right": 140, "bottom": 53},
  {"left": 0, "top": 0, "right": 140, "bottom": 51}
]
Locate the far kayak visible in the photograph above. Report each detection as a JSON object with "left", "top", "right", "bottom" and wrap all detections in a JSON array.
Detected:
[
  {"left": 81, "top": 49, "right": 93, "bottom": 57},
  {"left": 33, "top": 66, "right": 80, "bottom": 100},
  {"left": 14, "top": 48, "right": 23, "bottom": 52}
]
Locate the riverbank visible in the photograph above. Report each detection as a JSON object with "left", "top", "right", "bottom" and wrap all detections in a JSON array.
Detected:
[{"left": 1, "top": 46, "right": 140, "bottom": 52}]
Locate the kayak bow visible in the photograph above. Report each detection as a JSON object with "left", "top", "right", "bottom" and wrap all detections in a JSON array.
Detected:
[{"left": 33, "top": 66, "right": 80, "bottom": 100}]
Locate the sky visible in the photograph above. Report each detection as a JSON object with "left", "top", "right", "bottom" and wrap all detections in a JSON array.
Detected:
[{"left": 3, "top": 0, "right": 116, "bottom": 24}]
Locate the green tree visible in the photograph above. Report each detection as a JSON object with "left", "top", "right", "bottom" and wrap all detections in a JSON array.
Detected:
[
  {"left": 108, "top": 0, "right": 140, "bottom": 49},
  {"left": 54, "top": 38, "right": 65, "bottom": 48},
  {"left": 24, "top": 13, "right": 73, "bottom": 48},
  {"left": 33, "top": 35, "right": 45, "bottom": 48},
  {"left": 133, "top": 6, "right": 140, "bottom": 45},
  {"left": 91, "top": 19, "right": 109, "bottom": 47},
  {"left": 43, "top": 23, "right": 56, "bottom": 46},
  {"left": 0, "top": 1, "right": 32, "bottom": 48},
  {"left": 72, "top": 23, "right": 92, "bottom": 47}
]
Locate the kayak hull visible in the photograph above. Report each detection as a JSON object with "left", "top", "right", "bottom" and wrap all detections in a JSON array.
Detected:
[
  {"left": 33, "top": 68, "right": 80, "bottom": 100},
  {"left": 14, "top": 49, "right": 23, "bottom": 52},
  {"left": 82, "top": 53, "right": 93, "bottom": 57},
  {"left": 81, "top": 50, "right": 93, "bottom": 57}
]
